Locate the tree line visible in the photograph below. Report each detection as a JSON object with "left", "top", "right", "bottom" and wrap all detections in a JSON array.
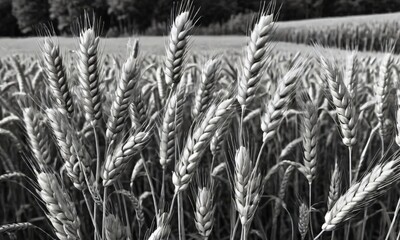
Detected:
[{"left": 1, "top": 0, "right": 400, "bottom": 36}]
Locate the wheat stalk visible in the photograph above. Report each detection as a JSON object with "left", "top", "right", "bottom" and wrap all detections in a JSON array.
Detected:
[{"left": 396, "top": 80, "right": 400, "bottom": 146}]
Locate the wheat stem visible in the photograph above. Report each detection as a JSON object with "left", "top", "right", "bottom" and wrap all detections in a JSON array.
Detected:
[
  {"left": 309, "top": 182, "right": 314, "bottom": 238},
  {"left": 93, "top": 121, "right": 101, "bottom": 240},
  {"left": 141, "top": 152, "right": 159, "bottom": 224},
  {"left": 385, "top": 198, "right": 400, "bottom": 240},
  {"left": 354, "top": 124, "right": 379, "bottom": 183},
  {"left": 178, "top": 192, "right": 186, "bottom": 240},
  {"left": 102, "top": 186, "right": 108, "bottom": 240},
  {"left": 349, "top": 147, "right": 352, "bottom": 184}
]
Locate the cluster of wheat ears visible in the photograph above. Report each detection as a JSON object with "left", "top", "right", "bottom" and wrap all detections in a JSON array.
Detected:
[{"left": 3, "top": 1, "right": 400, "bottom": 240}]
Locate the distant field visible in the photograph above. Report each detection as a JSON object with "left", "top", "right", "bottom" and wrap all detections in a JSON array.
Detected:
[
  {"left": 277, "top": 11, "right": 400, "bottom": 28},
  {"left": 1, "top": 12, "right": 399, "bottom": 56},
  {"left": 0, "top": 36, "right": 383, "bottom": 57},
  {"left": 0, "top": 36, "right": 247, "bottom": 55},
  {"left": 0, "top": 36, "right": 319, "bottom": 55}
]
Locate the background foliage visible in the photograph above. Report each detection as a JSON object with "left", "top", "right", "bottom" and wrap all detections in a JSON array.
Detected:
[{"left": 2, "top": 0, "right": 400, "bottom": 36}]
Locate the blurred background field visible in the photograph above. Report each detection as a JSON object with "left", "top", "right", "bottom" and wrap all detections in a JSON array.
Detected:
[{"left": 1, "top": 11, "right": 400, "bottom": 55}]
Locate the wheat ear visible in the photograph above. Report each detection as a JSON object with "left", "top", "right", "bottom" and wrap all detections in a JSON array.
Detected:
[
  {"left": 321, "top": 56, "right": 358, "bottom": 147},
  {"left": 301, "top": 99, "right": 319, "bottom": 183},
  {"left": 328, "top": 161, "right": 341, "bottom": 211},
  {"left": 37, "top": 172, "right": 81, "bottom": 240},
  {"left": 0, "top": 172, "right": 25, "bottom": 181},
  {"left": 148, "top": 212, "right": 171, "bottom": 240},
  {"left": 46, "top": 108, "right": 93, "bottom": 190},
  {"left": 106, "top": 48, "right": 140, "bottom": 142},
  {"left": 156, "top": 66, "right": 167, "bottom": 101},
  {"left": 159, "top": 79, "right": 186, "bottom": 168},
  {"left": 77, "top": 27, "right": 102, "bottom": 123},
  {"left": 130, "top": 90, "right": 148, "bottom": 126},
  {"left": 102, "top": 131, "right": 151, "bottom": 186},
  {"left": 165, "top": 3, "right": 195, "bottom": 86},
  {"left": 395, "top": 80, "right": 400, "bottom": 146},
  {"left": 172, "top": 98, "right": 234, "bottom": 192},
  {"left": 261, "top": 64, "right": 302, "bottom": 142},
  {"left": 237, "top": 13, "right": 274, "bottom": 108},
  {"left": 279, "top": 137, "right": 302, "bottom": 159},
  {"left": 105, "top": 215, "right": 127, "bottom": 240},
  {"left": 272, "top": 165, "right": 294, "bottom": 226},
  {"left": 343, "top": 51, "right": 359, "bottom": 99},
  {"left": 375, "top": 53, "right": 393, "bottom": 137},
  {"left": 234, "top": 146, "right": 263, "bottom": 228},
  {"left": 209, "top": 114, "right": 232, "bottom": 157},
  {"left": 192, "top": 57, "right": 220, "bottom": 119},
  {"left": 42, "top": 37, "right": 74, "bottom": 115},
  {"left": 298, "top": 202, "right": 310, "bottom": 240},
  {"left": 194, "top": 187, "right": 215, "bottom": 239},
  {"left": 23, "top": 108, "right": 51, "bottom": 168},
  {"left": 0, "top": 222, "right": 35, "bottom": 233}
]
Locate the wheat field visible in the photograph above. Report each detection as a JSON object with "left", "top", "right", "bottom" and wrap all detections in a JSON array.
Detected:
[{"left": 1, "top": 2, "right": 400, "bottom": 240}]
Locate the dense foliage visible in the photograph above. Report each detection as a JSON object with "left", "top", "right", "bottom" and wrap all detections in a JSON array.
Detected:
[{"left": 2, "top": 0, "right": 400, "bottom": 36}]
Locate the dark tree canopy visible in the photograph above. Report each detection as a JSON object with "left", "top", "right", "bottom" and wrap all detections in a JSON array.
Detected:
[
  {"left": 4, "top": 0, "right": 400, "bottom": 36},
  {"left": 12, "top": 0, "right": 48, "bottom": 34}
]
